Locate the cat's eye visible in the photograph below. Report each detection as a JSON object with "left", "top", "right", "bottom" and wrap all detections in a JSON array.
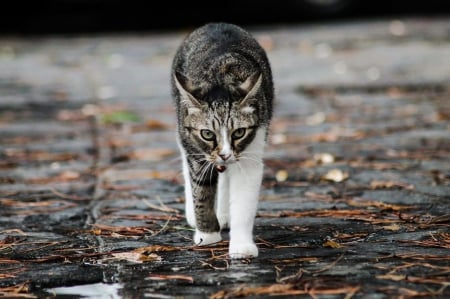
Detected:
[
  {"left": 232, "top": 128, "right": 246, "bottom": 140},
  {"left": 200, "top": 129, "right": 216, "bottom": 141}
]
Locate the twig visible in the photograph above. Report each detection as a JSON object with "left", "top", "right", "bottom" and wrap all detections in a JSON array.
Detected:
[
  {"left": 149, "top": 215, "right": 173, "bottom": 237},
  {"left": 312, "top": 252, "right": 345, "bottom": 275},
  {"left": 143, "top": 196, "right": 179, "bottom": 214},
  {"left": 50, "top": 187, "right": 89, "bottom": 201}
]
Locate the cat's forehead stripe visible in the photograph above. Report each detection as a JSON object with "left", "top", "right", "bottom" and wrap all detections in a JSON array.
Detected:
[{"left": 211, "top": 104, "right": 230, "bottom": 127}]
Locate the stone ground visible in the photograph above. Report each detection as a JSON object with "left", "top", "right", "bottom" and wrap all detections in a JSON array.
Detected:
[{"left": 0, "top": 17, "right": 449, "bottom": 299}]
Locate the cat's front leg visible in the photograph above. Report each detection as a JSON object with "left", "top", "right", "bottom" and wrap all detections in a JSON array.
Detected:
[
  {"left": 189, "top": 160, "right": 222, "bottom": 246},
  {"left": 228, "top": 162, "right": 263, "bottom": 259},
  {"left": 216, "top": 172, "right": 230, "bottom": 229},
  {"left": 192, "top": 184, "right": 222, "bottom": 245},
  {"left": 227, "top": 128, "right": 266, "bottom": 259},
  {"left": 180, "top": 151, "right": 196, "bottom": 228}
]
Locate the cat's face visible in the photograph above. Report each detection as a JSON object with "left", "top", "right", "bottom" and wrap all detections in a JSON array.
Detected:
[
  {"left": 175, "top": 72, "right": 262, "bottom": 172},
  {"left": 184, "top": 101, "right": 258, "bottom": 171}
]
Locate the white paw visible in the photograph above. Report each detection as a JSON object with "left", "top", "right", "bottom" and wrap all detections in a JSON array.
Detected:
[
  {"left": 194, "top": 230, "right": 222, "bottom": 246},
  {"left": 229, "top": 242, "right": 258, "bottom": 259},
  {"left": 217, "top": 214, "right": 229, "bottom": 229}
]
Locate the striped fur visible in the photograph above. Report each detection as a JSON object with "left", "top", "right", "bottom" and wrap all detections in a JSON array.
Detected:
[{"left": 171, "top": 22, "right": 274, "bottom": 258}]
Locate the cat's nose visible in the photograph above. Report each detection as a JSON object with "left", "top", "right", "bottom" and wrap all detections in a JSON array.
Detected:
[{"left": 219, "top": 153, "right": 231, "bottom": 161}]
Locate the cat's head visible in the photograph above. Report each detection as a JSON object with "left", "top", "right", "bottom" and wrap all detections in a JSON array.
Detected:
[{"left": 174, "top": 71, "right": 262, "bottom": 171}]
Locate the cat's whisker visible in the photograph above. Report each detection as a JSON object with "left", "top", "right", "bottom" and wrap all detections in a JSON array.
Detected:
[
  {"left": 235, "top": 161, "right": 250, "bottom": 184},
  {"left": 241, "top": 150, "right": 263, "bottom": 154},
  {"left": 239, "top": 153, "right": 262, "bottom": 160},
  {"left": 186, "top": 153, "right": 206, "bottom": 157},
  {"left": 190, "top": 162, "right": 208, "bottom": 195},
  {"left": 193, "top": 161, "right": 215, "bottom": 196},
  {"left": 197, "top": 161, "right": 211, "bottom": 182},
  {"left": 208, "top": 162, "right": 216, "bottom": 185},
  {"left": 188, "top": 155, "right": 207, "bottom": 164},
  {"left": 239, "top": 159, "right": 263, "bottom": 169},
  {"left": 239, "top": 154, "right": 264, "bottom": 167}
]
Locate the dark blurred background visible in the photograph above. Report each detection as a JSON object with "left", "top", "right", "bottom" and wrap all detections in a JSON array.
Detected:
[{"left": 1, "top": 0, "right": 450, "bottom": 34}]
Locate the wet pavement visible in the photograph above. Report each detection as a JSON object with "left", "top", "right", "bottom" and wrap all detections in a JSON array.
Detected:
[{"left": 1, "top": 17, "right": 449, "bottom": 298}]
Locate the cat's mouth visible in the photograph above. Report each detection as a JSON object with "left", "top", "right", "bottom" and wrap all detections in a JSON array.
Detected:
[{"left": 216, "top": 165, "right": 227, "bottom": 173}]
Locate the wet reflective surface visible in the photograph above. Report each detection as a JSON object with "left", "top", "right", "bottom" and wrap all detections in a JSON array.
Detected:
[{"left": 1, "top": 18, "right": 449, "bottom": 298}]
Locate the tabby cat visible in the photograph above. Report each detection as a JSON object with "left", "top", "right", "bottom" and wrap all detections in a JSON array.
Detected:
[{"left": 171, "top": 22, "right": 274, "bottom": 258}]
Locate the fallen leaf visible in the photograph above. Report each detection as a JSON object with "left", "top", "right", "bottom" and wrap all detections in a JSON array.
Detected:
[
  {"left": 26, "top": 170, "right": 81, "bottom": 184},
  {"left": 211, "top": 283, "right": 360, "bottom": 298},
  {"left": 146, "top": 119, "right": 170, "bottom": 130},
  {"left": 370, "top": 180, "right": 414, "bottom": 190},
  {"left": 323, "top": 240, "right": 342, "bottom": 248},
  {"left": 346, "top": 198, "right": 413, "bottom": 211},
  {"left": 0, "top": 282, "right": 32, "bottom": 297},
  {"left": 383, "top": 224, "right": 401, "bottom": 231},
  {"left": 134, "top": 245, "right": 181, "bottom": 253},
  {"left": 147, "top": 274, "right": 194, "bottom": 283},
  {"left": 110, "top": 251, "right": 161, "bottom": 263},
  {"left": 376, "top": 274, "right": 406, "bottom": 281}
]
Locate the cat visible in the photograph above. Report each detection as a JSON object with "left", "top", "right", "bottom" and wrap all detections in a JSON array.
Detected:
[{"left": 171, "top": 22, "right": 274, "bottom": 259}]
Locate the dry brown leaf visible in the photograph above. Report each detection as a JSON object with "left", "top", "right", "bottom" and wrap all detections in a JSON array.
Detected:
[
  {"left": 323, "top": 239, "right": 343, "bottom": 248},
  {"left": 382, "top": 224, "right": 401, "bottom": 231},
  {"left": 100, "top": 169, "right": 179, "bottom": 182},
  {"left": 26, "top": 170, "right": 81, "bottom": 184},
  {"left": 90, "top": 224, "right": 152, "bottom": 237},
  {"left": 148, "top": 274, "right": 194, "bottom": 283},
  {"left": 110, "top": 251, "right": 161, "bottom": 263},
  {"left": 399, "top": 233, "right": 450, "bottom": 249},
  {"left": 346, "top": 198, "right": 412, "bottom": 211},
  {"left": 145, "top": 119, "right": 170, "bottom": 130},
  {"left": 0, "top": 259, "right": 20, "bottom": 263},
  {"left": 258, "top": 208, "right": 411, "bottom": 225},
  {"left": 379, "top": 286, "right": 431, "bottom": 297},
  {"left": 376, "top": 274, "right": 406, "bottom": 281},
  {"left": 211, "top": 283, "right": 360, "bottom": 298},
  {"left": 370, "top": 180, "right": 414, "bottom": 190},
  {"left": 134, "top": 245, "right": 181, "bottom": 253},
  {"left": 0, "top": 282, "right": 33, "bottom": 298}
]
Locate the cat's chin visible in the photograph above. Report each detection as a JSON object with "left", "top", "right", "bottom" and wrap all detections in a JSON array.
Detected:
[{"left": 216, "top": 165, "right": 227, "bottom": 173}]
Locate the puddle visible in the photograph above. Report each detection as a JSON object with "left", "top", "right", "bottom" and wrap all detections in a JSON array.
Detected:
[{"left": 44, "top": 283, "right": 122, "bottom": 299}]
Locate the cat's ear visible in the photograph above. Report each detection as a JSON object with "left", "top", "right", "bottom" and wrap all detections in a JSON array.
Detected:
[
  {"left": 174, "top": 71, "right": 202, "bottom": 114},
  {"left": 238, "top": 71, "right": 262, "bottom": 110}
]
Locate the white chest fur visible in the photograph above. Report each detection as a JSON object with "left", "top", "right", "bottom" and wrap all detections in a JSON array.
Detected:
[{"left": 181, "top": 127, "right": 267, "bottom": 258}]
